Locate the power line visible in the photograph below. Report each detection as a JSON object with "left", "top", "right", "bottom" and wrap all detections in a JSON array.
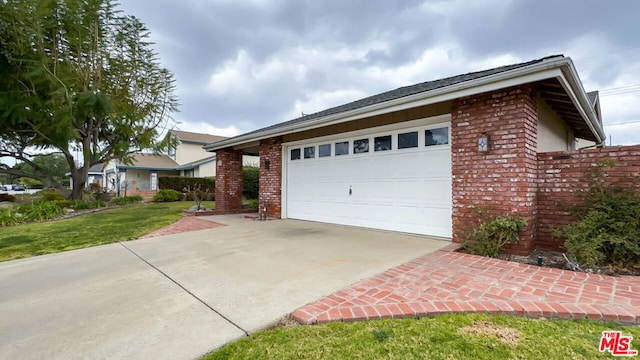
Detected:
[
  {"left": 573, "top": 45, "right": 640, "bottom": 62},
  {"left": 604, "top": 120, "right": 640, "bottom": 126}
]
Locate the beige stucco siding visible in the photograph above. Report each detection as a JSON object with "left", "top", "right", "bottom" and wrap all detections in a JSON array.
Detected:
[
  {"left": 197, "top": 161, "right": 216, "bottom": 177},
  {"left": 537, "top": 98, "right": 575, "bottom": 152},
  {"left": 175, "top": 143, "right": 210, "bottom": 164}
]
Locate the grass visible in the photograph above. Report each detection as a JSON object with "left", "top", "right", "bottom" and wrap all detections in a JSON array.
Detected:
[
  {"left": 206, "top": 313, "right": 640, "bottom": 359},
  {"left": 0, "top": 201, "right": 214, "bottom": 262}
]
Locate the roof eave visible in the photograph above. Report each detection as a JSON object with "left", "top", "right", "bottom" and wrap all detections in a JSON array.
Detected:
[
  {"left": 558, "top": 62, "right": 606, "bottom": 143},
  {"left": 206, "top": 56, "right": 604, "bottom": 151}
]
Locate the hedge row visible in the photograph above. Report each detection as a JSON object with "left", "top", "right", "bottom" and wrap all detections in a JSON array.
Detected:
[
  {"left": 159, "top": 176, "right": 215, "bottom": 194},
  {"left": 158, "top": 168, "right": 259, "bottom": 200}
]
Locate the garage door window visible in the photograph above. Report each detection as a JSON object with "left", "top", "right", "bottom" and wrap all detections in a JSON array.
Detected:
[
  {"left": 398, "top": 131, "right": 418, "bottom": 149},
  {"left": 319, "top": 144, "right": 331, "bottom": 157},
  {"left": 304, "top": 146, "right": 315, "bottom": 159},
  {"left": 425, "top": 127, "right": 449, "bottom": 146},
  {"left": 291, "top": 148, "right": 301, "bottom": 160},
  {"left": 374, "top": 135, "right": 392, "bottom": 151},
  {"left": 335, "top": 141, "right": 349, "bottom": 155},
  {"left": 353, "top": 138, "right": 369, "bottom": 154}
]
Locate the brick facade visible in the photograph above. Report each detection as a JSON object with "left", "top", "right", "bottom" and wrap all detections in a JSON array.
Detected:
[
  {"left": 214, "top": 148, "right": 243, "bottom": 212},
  {"left": 212, "top": 85, "right": 638, "bottom": 256},
  {"left": 259, "top": 137, "right": 283, "bottom": 218},
  {"left": 451, "top": 85, "right": 539, "bottom": 255},
  {"left": 537, "top": 145, "right": 640, "bottom": 251}
]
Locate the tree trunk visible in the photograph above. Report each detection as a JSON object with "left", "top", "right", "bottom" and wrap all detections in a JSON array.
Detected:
[{"left": 70, "top": 166, "right": 88, "bottom": 200}]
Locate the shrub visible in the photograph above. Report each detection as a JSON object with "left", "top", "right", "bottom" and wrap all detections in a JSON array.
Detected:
[
  {"left": 0, "top": 207, "right": 23, "bottom": 227},
  {"left": 248, "top": 199, "right": 259, "bottom": 209},
  {"left": 152, "top": 189, "right": 181, "bottom": 202},
  {"left": 68, "top": 200, "right": 92, "bottom": 210},
  {"left": 21, "top": 201, "right": 63, "bottom": 221},
  {"left": 555, "top": 159, "right": 640, "bottom": 269},
  {"left": 243, "top": 166, "right": 259, "bottom": 199},
  {"left": 42, "top": 190, "right": 66, "bottom": 202},
  {"left": 159, "top": 176, "right": 215, "bottom": 197},
  {"left": 111, "top": 195, "right": 144, "bottom": 205},
  {"left": 461, "top": 208, "right": 528, "bottom": 257}
]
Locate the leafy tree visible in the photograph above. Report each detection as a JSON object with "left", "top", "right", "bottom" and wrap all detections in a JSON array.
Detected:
[
  {"left": 0, "top": 0, "right": 178, "bottom": 198},
  {"left": 12, "top": 153, "right": 70, "bottom": 187}
]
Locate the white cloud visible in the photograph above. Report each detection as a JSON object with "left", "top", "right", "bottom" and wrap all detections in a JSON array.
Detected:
[
  {"left": 176, "top": 121, "right": 242, "bottom": 137},
  {"left": 287, "top": 88, "right": 368, "bottom": 119}
]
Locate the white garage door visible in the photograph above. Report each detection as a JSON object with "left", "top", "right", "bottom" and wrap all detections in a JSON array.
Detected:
[{"left": 285, "top": 119, "right": 452, "bottom": 238}]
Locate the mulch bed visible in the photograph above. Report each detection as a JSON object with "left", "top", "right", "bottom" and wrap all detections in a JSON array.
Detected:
[{"left": 500, "top": 248, "right": 640, "bottom": 276}]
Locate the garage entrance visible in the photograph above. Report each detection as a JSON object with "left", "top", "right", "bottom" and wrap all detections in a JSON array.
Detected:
[{"left": 284, "top": 117, "right": 452, "bottom": 238}]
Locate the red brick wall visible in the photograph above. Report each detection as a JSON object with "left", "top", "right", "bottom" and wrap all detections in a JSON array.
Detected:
[
  {"left": 215, "top": 148, "right": 243, "bottom": 212},
  {"left": 537, "top": 145, "right": 640, "bottom": 251},
  {"left": 259, "top": 137, "right": 283, "bottom": 218},
  {"left": 451, "top": 85, "right": 539, "bottom": 255}
]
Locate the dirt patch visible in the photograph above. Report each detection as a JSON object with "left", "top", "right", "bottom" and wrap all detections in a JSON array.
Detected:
[
  {"left": 268, "top": 314, "right": 301, "bottom": 330},
  {"left": 500, "top": 248, "right": 640, "bottom": 276},
  {"left": 459, "top": 320, "right": 521, "bottom": 346}
]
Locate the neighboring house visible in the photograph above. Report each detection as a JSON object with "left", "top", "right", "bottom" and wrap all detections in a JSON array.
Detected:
[
  {"left": 103, "top": 130, "right": 257, "bottom": 196},
  {"left": 205, "top": 55, "right": 606, "bottom": 254},
  {"left": 68, "top": 163, "right": 104, "bottom": 190}
]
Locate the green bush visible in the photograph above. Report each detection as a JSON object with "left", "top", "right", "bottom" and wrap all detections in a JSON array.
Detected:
[
  {"left": 152, "top": 189, "right": 181, "bottom": 202},
  {"left": 0, "top": 207, "right": 23, "bottom": 227},
  {"left": 248, "top": 199, "right": 259, "bottom": 209},
  {"left": 111, "top": 195, "right": 144, "bottom": 205},
  {"left": 159, "top": 176, "right": 214, "bottom": 198},
  {"left": 555, "top": 159, "right": 640, "bottom": 269},
  {"left": 243, "top": 166, "right": 259, "bottom": 199},
  {"left": 461, "top": 208, "right": 528, "bottom": 257},
  {"left": 42, "top": 190, "right": 66, "bottom": 202},
  {"left": 21, "top": 201, "right": 63, "bottom": 221}
]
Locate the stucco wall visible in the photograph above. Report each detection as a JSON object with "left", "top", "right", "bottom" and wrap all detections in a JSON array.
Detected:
[
  {"left": 175, "top": 142, "right": 210, "bottom": 165},
  {"left": 197, "top": 161, "right": 217, "bottom": 177},
  {"left": 537, "top": 98, "right": 575, "bottom": 152}
]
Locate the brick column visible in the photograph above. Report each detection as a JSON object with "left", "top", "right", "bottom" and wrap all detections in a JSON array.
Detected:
[
  {"left": 259, "top": 137, "right": 283, "bottom": 218},
  {"left": 215, "top": 148, "right": 243, "bottom": 212},
  {"left": 451, "top": 85, "right": 538, "bottom": 255}
]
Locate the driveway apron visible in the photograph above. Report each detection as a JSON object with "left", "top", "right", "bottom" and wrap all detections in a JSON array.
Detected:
[{"left": 0, "top": 215, "right": 448, "bottom": 359}]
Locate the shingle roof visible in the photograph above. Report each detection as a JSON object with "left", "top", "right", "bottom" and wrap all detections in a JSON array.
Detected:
[
  {"left": 171, "top": 130, "right": 227, "bottom": 144},
  {"left": 117, "top": 153, "right": 179, "bottom": 170},
  {"left": 88, "top": 163, "right": 103, "bottom": 173},
  {"left": 218, "top": 55, "right": 564, "bottom": 143}
]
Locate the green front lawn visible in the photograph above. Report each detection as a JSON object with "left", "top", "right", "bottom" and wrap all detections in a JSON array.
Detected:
[
  {"left": 206, "top": 313, "right": 640, "bottom": 359},
  {"left": 0, "top": 201, "right": 214, "bottom": 262}
]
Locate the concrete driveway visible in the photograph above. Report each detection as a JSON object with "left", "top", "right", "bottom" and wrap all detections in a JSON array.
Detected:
[{"left": 0, "top": 215, "right": 449, "bottom": 359}]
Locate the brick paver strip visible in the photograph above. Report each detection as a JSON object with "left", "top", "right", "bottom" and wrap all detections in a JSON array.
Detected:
[
  {"left": 138, "top": 217, "right": 225, "bottom": 239},
  {"left": 292, "top": 244, "right": 640, "bottom": 325}
]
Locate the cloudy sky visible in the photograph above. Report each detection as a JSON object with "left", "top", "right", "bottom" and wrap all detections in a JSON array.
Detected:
[{"left": 118, "top": 0, "right": 640, "bottom": 145}]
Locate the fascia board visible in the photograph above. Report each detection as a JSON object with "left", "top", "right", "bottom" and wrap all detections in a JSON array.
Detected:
[
  {"left": 558, "top": 63, "right": 606, "bottom": 143},
  {"left": 206, "top": 58, "right": 594, "bottom": 151}
]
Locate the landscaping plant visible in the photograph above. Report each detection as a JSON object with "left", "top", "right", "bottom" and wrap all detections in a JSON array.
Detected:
[
  {"left": 110, "top": 196, "right": 144, "bottom": 205},
  {"left": 20, "top": 201, "right": 63, "bottom": 222},
  {"left": 461, "top": 208, "right": 528, "bottom": 257},
  {"left": 152, "top": 189, "right": 181, "bottom": 202},
  {"left": 555, "top": 159, "right": 640, "bottom": 270}
]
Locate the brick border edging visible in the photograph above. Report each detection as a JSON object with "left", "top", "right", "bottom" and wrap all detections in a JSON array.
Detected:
[
  {"left": 292, "top": 243, "right": 639, "bottom": 325},
  {"left": 292, "top": 300, "right": 639, "bottom": 325},
  {"left": 182, "top": 209, "right": 258, "bottom": 216}
]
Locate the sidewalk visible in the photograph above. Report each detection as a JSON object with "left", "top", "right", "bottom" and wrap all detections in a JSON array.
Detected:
[{"left": 293, "top": 244, "right": 640, "bottom": 325}]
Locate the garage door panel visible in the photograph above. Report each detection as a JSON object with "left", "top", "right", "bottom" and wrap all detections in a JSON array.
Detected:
[{"left": 286, "top": 122, "right": 452, "bottom": 238}]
